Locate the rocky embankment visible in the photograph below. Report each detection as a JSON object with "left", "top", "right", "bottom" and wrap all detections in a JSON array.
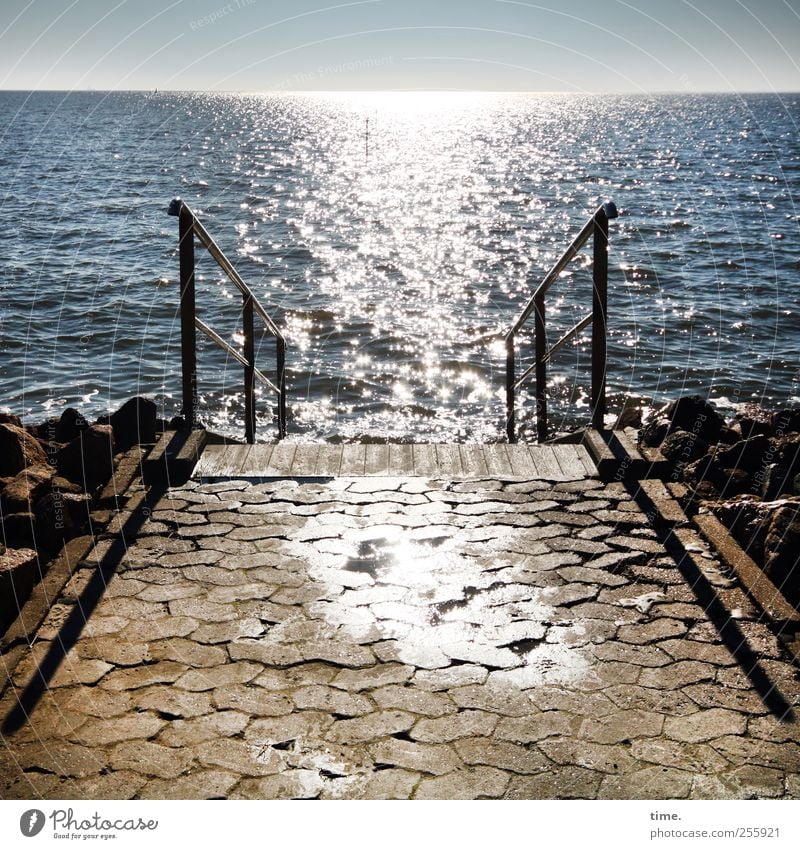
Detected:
[
  {"left": 0, "top": 396, "right": 165, "bottom": 629},
  {"left": 639, "top": 395, "right": 800, "bottom": 606}
]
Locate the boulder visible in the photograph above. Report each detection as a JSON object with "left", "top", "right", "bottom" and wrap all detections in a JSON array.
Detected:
[
  {"left": 35, "top": 491, "right": 75, "bottom": 552},
  {"left": 660, "top": 429, "right": 709, "bottom": 466},
  {"left": 714, "top": 434, "right": 769, "bottom": 475},
  {"left": 55, "top": 407, "right": 89, "bottom": 443},
  {"left": 640, "top": 395, "right": 724, "bottom": 447},
  {"left": 0, "top": 546, "right": 41, "bottom": 630},
  {"left": 0, "top": 423, "right": 49, "bottom": 477},
  {"left": 0, "top": 412, "right": 22, "bottom": 428},
  {"left": 110, "top": 397, "right": 157, "bottom": 451},
  {"left": 735, "top": 404, "right": 773, "bottom": 439},
  {"left": 0, "top": 465, "right": 54, "bottom": 512},
  {"left": 772, "top": 408, "right": 800, "bottom": 436},
  {"left": 57, "top": 424, "right": 115, "bottom": 491}
]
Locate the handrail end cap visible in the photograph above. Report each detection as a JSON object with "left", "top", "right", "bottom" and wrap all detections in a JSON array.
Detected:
[{"left": 602, "top": 201, "right": 619, "bottom": 220}]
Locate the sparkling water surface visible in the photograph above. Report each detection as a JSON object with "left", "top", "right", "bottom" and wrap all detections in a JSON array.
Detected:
[{"left": 1, "top": 90, "right": 798, "bottom": 441}]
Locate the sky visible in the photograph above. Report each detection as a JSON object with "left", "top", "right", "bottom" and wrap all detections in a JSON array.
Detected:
[{"left": 1, "top": 0, "right": 799, "bottom": 92}]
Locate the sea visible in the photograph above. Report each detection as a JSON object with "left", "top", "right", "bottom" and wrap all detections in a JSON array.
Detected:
[{"left": 1, "top": 90, "right": 798, "bottom": 443}]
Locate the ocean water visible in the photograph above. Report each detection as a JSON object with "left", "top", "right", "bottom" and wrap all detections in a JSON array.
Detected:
[{"left": 1, "top": 90, "right": 798, "bottom": 443}]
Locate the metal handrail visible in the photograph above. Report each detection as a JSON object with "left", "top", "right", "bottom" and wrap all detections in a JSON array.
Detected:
[
  {"left": 505, "top": 201, "right": 618, "bottom": 443},
  {"left": 168, "top": 198, "right": 287, "bottom": 442}
]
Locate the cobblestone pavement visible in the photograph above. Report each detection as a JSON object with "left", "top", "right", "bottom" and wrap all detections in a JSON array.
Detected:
[{"left": 1, "top": 472, "right": 799, "bottom": 799}]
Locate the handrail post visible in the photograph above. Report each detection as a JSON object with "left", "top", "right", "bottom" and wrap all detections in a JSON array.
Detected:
[
  {"left": 505, "top": 334, "right": 516, "bottom": 443},
  {"left": 277, "top": 338, "right": 287, "bottom": 440},
  {"left": 242, "top": 292, "right": 256, "bottom": 444},
  {"left": 591, "top": 209, "right": 609, "bottom": 431},
  {"left": 177, "top": 204, "right": 197, "bottom": 430},
  {"left": 534, "top": 292, "right": 547, "bottom": 442}
]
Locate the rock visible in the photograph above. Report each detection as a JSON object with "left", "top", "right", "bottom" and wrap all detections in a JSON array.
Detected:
[
  {"left": 639, "top": 417, "right": 671, "bottom": 448},
  {"left": 660, "top": 430, "right": 709, "bottom": 466},
  {"left": 0, "top": 547, "right": 41, "bottom": 630},
  {"left": 714, "top": 435, "right": 769, "bottom": 475},
  {"left": 55, "top": 408, "right": 89, "bottom": 443},
  {"left": 110, "top": 397, "right": 157, "bottom": 451},
  {"left": 0, "top": 412, "right": 22, "bottom": 428},
  {"left": 760, "top": 464, "right": 793, "bottom": 500},
  {"left": 772, "top": 408, "right": 800, "bottom": 436},
  {"left": 641, "top": 395, "right": 724, "bottom": 447},
  {"left": 35, "top": 491, "right": 76, "bottom": 551},
  {"left": 735, "top": 404, "right": 773, "bottom": 439},
  {"left": 683, "top": 455, "right": 726, "bottom": 493},
  {"left": 0, "top": 465, "right": 54, "bottom": 512},
  {"left": 0, "top": 423, "right": 49, "bottom": 477},
  {"left": 763, "top": 502, "right": 800, "bottom": 605},
  {"left": 57, "top": 425, "right": 115, "bottom": 491}
]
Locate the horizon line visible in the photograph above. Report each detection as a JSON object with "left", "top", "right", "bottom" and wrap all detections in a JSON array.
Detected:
[{"left": 1, "top": 87, "right": 799, "bottom": 96}]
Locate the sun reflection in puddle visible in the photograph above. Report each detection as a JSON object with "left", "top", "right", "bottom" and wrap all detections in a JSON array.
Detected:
[{"left": 296, "top": 517, "right": 592, "bottom": 687}]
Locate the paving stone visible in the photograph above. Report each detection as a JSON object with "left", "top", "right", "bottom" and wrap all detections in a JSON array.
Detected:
[
  {"left": 245, "top": 711, "right": 334, "bottom": 744},
  {"left": 630, "top": 738, "right": 731, "bottom": 774},
  {"left": 109, "top": 740, "right": 194, "bottom": 778},
  {"left": 326, "top": 710, "right": 416, "bottom": 743},
  {"left": 538, "top": 738, "right": 637, "bottom": 774},
  {"left": 73, "top": 714, "right": 166, "bottom": 746},
  {"left": 657, "top": 638, "right": 736, "bottom": 666},
  {"left": 64, "top": 687, "right": 133, "bottom": 719},
  {"left": 139, "top": 770, "right": 240, "bottom": 800},
  {"left": 455, "top": 737, "right": 549, "bottom": 773},
  {"left": 580, "top": 710, "right": 664, "bottom": 744},
  {"left": 292, "top": 685, "right": 374, "bottom": 716},
  {"left": 691, "top": 765, "right": 786, "bottom": 800},
  {"left": 149, "top": 639, "right": 227, "bottom": 668},
  {"left": 412, "top": 710, "right": 498, "bottom": 743},
  {"left": 168, "top": 597, "right": 237, "bottom": 622},
  {"left": 415, "top": 766, "right": 509, "bottom": 799},
  {"left": 448, "top": 684, "right": 536, "bottom": 716},
  {"left": 100, "top": 661, "right": 188, "bottom": 691},
  {"left": 159, "top": 711, "right": 250, "bottom": 746},
  {"left": 370, "top": 738, "right": 461, "bottom": 775},
  {"left": 231, "top": 771, "right": 323, "bottom": 800},
  {"left": 602, "top": 684, "right": 699, "bottom": 717},
  {"left": 331, "top": 663, "right": 415, "bottom": 691},
  {"left": 683, "top": 683, "right": 771, "bottom": 715},
  {"left": 193, "top": 619, "right": 267, "bottom": 644},
  {"left": 638, "top": 661, "right": 717, "bottom": 689},
  {"left": 133, "top": 687, "right": 213, "bottom": 719},
  {"left": 506, "top": 766, "right": 601, "bottom": 799},
  {"left": 617, "top": 619, "right": 688, "bottom": 643},
  {"left": 356, "top": 768, "right": 420, "bottom": 800},
  {"left": 72, "top": 771, "right": 149, "bottom": 800},
  {"left": 708, "top": 736, "right": 800, "bottom": 771},
  {"left": 598, "top": 765, "right": 693, "bottom": 799},
  {"left": 175, "top": 662, "right": 262, "bottom": 692},
  {"left": 124, "top": 616, "right": 199, "bottom": 641},
  {"left": 9, "top": 740, "right": 108, "bottom": 778},
  {"left": 664, "top": 709, "right": 748, "bottom": 743},
  {"left": 212, "top": 684, "right": 294, "bottom": 716},
  {"left": 194, "top": 738, "right": 283, "bottom": 776},
  {"left": 495, "top": 711, "right": 578, "bottom": 743}
]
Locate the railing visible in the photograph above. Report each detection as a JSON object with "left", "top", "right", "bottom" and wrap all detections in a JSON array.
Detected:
[
  {"left": 505, "top": 201, "right": 618, "bottom": 443},
  {"left": 168, "top": 198, "right": 287, "bottom": 442}
]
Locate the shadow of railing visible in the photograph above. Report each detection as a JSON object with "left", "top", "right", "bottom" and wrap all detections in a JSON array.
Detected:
[
  {"left": 625, "top": 480, "right": 795, "bottom": 721},
  {"left": 2, "top": 483, "right": 167, "bottom": 735}
]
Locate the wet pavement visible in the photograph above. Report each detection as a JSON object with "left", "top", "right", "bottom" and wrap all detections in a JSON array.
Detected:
[{"left": 1, "top": 471, "right": 799, "bottom": 799}]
